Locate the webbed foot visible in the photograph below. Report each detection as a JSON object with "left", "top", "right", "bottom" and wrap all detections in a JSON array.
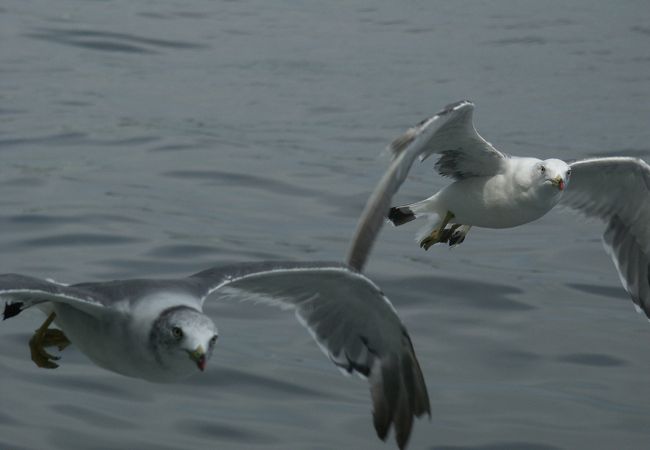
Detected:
[{"left": 449, "top": 225, "right": 472, "bottom": 247}]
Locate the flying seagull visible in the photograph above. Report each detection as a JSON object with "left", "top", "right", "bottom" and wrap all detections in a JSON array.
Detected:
[
  {"left": 0, "top": 121, "right": 434, "bottom": 449},
  {"left": 387, "top": 100, "right": 650, "bottom": 318}
]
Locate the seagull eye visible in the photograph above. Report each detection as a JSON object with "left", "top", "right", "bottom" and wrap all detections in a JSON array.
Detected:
[
  {"left": 209, "top": 335, "right": 218, "bottom": 347},
  {"left": 566, "top": 169, "right": 571, "bottom": 177},
  {"left": 539, "top": 166, "right": 546, "bottom": 173},
  {"left": 171, "top": 327, "right": 183, "bottom": 339}
]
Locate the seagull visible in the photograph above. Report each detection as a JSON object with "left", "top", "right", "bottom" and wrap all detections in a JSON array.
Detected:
[
  {"left": 387, "top": 100, "right": 650, "bottom": 318},
  {"left": 0, "top": 121, "right": 432, "bottom": 449}
]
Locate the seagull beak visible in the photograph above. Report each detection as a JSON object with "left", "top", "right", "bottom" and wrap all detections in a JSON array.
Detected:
[
  {"left": 551, "top": 175, "right": 565, "bottom": 191},
  {"left": 188, "top": 346, "right": 206, "bottom": 371}
]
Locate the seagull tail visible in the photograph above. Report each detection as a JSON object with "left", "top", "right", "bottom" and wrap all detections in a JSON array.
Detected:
[{"left": 387, "top": 206, "right": 416, "bottom": 226}]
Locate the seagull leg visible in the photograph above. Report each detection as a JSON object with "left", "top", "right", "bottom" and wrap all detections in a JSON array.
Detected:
[
  {"left": 29, "top": 312, "right": 69, "bottom": 369},
  {"left": 420, "top": 211, "right": 455, "bottom": 250}
]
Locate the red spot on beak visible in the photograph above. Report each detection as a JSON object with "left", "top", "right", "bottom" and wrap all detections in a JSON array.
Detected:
[
  {"left": 559, "top": 179, "right": 565, "bottom": 191},
  {"left": 197, "top": 354, "right": 206, "bottom": 371},
  {"left": 189, "top": 347, "right": 207, "bottom": 371}
]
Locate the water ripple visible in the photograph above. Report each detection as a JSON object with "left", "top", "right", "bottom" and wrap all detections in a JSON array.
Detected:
[
  {"left": 16, "top": 233, "right": 142, "bottom": 248},
  {"left": 567, "top": 283, "right": 628, "bottom": 300},
  {"left": 24, "top": 375, "right": 151, "bottom": 401},
  {"left": 90, "top": 259, "right": 204, "bottom": 279},
  {"left": 630, "top": 25, "right": 650, "bottom": 37},
  {"left": 486, "top": 36, "right": 548, "bottom": 46},
  {"left": 0, "top": 441, "right": 30, "bottom": 450},
  {"left": 0, "top": 132, "right": 158, "bottom": 149},
  {"left": 26, "top": 28, "right": 208, "bottom": 54},
  {"left": 0, "top": 411, "right": 20, "bottom": 426},
  {"left": 382, "top": 275, "right": 529, "bottom": 311},
  {"left": 186, "top": 366, "right": 330, "bottom": 399},
  {"left": 556, "top": 353, "right": 627, "bottom": 367},
  {"left": 174, "top": 419, "right": 277, "bottom": 444},
  {"left": 0, "top": 132, "right": 86, "bottom": 148},
  {"left": 48, "top": 427, "right": 179, "bottom": 450},
  {"left": 146, "top": 244, "right": 221, "bottom": 259},
  {"left": 50, "top": 404, "right": 137, "bottom": 429},
  {"left": 1, "top": 213, "right": 142, "bottom": 228},
  {"left": 163, "top": 169, "right": 325, "bottom": 199}
]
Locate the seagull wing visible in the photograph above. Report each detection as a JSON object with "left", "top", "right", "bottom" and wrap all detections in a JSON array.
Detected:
[
  {"left": 562, "top": 157, "right": 650, "bottom": 317},
  {"left": 0, "top": 273, "right": 107, "bottom": 320},
  {"left": 389, "top": 100, "right": 507, "bottom": 180},
  {"left": 189, "top": 261, "right": 430, "bottom": 449},
  {"left": 346, "top": 101, "right": 490, "bottom": 270}
]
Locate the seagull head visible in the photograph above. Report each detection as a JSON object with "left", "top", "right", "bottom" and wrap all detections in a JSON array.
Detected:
[
  {"left": 149, "top": 306, "right": 219, "bottom": 375},
  {"left": 537, "top": 158, "right": 571, "bottom": 192}
]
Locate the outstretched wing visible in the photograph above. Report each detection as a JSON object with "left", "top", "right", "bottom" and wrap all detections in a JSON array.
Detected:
[
  {"left": 389, "top": 100, "right": 507, "bottom": 180},
  {"left": 188, "top": 261, "right": 430, "bottom": 449},
  {"left": 0, "top": 273, "right": 106, "bottom": 320},
  {"left": 562, "top": 157, "right": 650, "bottom": 317}
]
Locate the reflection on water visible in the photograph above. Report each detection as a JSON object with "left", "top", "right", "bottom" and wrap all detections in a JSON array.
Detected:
[{"left": 1, "top": 0, "right": 649, "bottom": 449}]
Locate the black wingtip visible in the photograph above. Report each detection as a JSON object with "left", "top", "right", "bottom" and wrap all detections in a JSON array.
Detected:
[
  {"left": 3, "top": 302, "right": 23, "bottom": 320},
  {"left": 388, "top": 207, "right": 416, "bottom": 226},
  {"left": 372, "top": 410, "right": 390, "bottom": 442}
]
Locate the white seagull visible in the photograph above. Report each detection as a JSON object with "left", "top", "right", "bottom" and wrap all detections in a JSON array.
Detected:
[
  {"left": 387, "top": 100, "right": 650, "bottom": 318},
  {"left": 0, "top": 124, "right": 432, "bottom": 449}
]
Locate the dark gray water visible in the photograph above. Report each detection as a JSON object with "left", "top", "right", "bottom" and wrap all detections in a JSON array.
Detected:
[{"left": 1, "top": 1, "right": 649, "bottom": 449}]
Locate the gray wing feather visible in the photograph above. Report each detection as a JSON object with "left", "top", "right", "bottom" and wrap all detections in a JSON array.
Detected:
[
  {"left": 389, "top": 100, "right": 507, "bottom": 180},
  {"left": 190, "top": 262, "right": 430, "bottom": 449},
  {"left": 563, "top": 157, "right": 650, "bottom": 317},
  {"left": 0, "top": 273, "right": 106, "bottom": 319}
]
